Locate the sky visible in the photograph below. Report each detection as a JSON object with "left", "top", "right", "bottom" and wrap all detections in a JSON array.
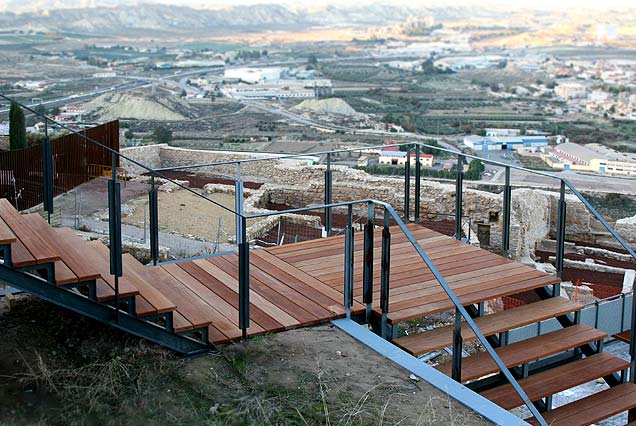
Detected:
[{"left": 0, "top": 0, "right": 634, "bottom": 13}]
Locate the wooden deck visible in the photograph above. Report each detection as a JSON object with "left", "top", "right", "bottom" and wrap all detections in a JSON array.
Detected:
[{"left": 166, "top": 223, "right": 560, "bottom": 345}]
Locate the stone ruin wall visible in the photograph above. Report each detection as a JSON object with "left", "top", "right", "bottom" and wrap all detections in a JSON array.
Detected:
[{"left": 120, "top": 145, "right": 633, "bottom": 260}]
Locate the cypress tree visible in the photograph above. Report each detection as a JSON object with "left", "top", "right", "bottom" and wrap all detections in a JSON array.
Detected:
[{"left": 9, "top": 102, "right": 27, "bottom": 150}]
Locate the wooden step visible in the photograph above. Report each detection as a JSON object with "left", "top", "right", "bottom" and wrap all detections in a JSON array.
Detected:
[
  {"left": 481, "top": 352, "right": 629, "bottom": 410},
  {"left": 21, "top": 215, "right": 102, "bottom": 285},
  {"left": 394, "top": 297, "right": 583, "bottom": 356},
  {"left": 53, "top": 229, "right": 139, "bottom": 302},
  {"left": 138, "top": 265, "right": 215, "bottom": 333},
  {"left": 436, "top": 324, "right": 607, "bottom": 382},
  {"left": 0, "top": 199, "right": 59, "bottom": 267},
  {"left": 0, "top": 215, "right": 16, "bottom": 245},
  {"left": 86, "top": 240, "right": 175, "bottom": 318},
  {"left": 527, "top": 382, "right": 636, "bottom": 426}
]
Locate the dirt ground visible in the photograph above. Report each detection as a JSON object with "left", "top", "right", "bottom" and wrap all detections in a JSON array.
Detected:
[
  {"left": 123, "top": 189, "right": 257, "bottom": 243},
  {"left": 0, "top": 295, "right": 490, "bottom": 426}
]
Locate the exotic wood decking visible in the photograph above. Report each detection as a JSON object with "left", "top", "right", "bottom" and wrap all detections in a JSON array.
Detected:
[{"left": 165, "top": 222, "right": 560, "bottom": 344}]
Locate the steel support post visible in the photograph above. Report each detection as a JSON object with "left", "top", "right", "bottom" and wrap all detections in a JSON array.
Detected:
[
  {"left": 502, "top": 166, "right": 512, "bottom": 257},
  {"left": 343, "top": 205, "right": 355, "bottom": 318},
  {"left": 42, "top": 119, "right": 54, "bottom": 223},
  {"left": 325, "top": 153, "right": 333, "bottom": 236},
  {"left": 363, "top": 203, "right": 374, "bottom": 323},
  {"left": 380, "top": 208, "right": 391, "bottom": 339},
  {"left": 555, "top": 181, "right": 567, "bottom": 296},
  {"left": 238, "top": 216, "right": 250, "bottom": 341},
  {"left": 452, "top": 307, "right": 463, "bottom": 382},
  {"left": 108, "top": 153, "right": 123, "bottom": 324},
  {"left": 455, "top": 154, "right": 464, "bottom": 240},
  {"left": 149, "top": 174, "right": 159, "bottom": 266},
  {"left": 630, "top": 287, "right": 636, "bottom": 384},
  {"left": 404, "top": 148, "right": 411, "bottom": 222},
  {"left": 235, "top": 163, "right": 245, "bottom": 247},
  {"left": 414, "top": 145, "right": 421, "bottom": 223}
]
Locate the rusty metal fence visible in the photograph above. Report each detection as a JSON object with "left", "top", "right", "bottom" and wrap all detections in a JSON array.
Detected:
[{"left": 0, "top": 121, "right": 119, "bottom": 210}]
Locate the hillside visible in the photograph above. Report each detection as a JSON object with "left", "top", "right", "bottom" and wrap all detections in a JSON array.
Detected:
[
  {"left": 84, "top": 92, "right": 192, "bottom": 121},
  {"left": 291, "top": 98, "right": 360, "bottom": 117}
]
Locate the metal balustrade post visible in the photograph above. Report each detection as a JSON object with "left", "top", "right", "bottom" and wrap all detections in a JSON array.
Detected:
[
  {"left": 108, "top": 152, "right": 123, "bottom": 323},
  {"left": 404, "top": 147, "right": 411, "bottom": 222},
  {"left": 555, "top": 181, "right": 567, "bottom": 297},
  {"left": 363, "top": 202, "right": 375, "bottom": 323},
  {"left": 414, "top": 145, "right": 421, "bottom": 223},
  {"left": 630, "top": 288, "right": 636, "bottom": 384},
  {"left": 343, "top": 204, "right": 355, "bottom": 318},
  {"left": 380, "top": 207, "right": 391, "bottom": 339},
  {"left": 455, "top": 154, "right": 464, "bottom": 240},
  {"left": 502, "top": 166, "right": 512, "bottom": 257},
  {"left": 452, "top": 307, "right": 463, "bottom": 382},
  {"left": 325, "top": 153, "right": 333, "bottom": 236},
  {"left": 41, "top": 119, "right": 54, "bottom": 223},
  {"left": 235, "top": 163, "right": 245, "bottom": 247},
  {"left": 148, "top": 174, "right": 159, "bottom": 266},
  {"left": 238, "top": 216, "right": 250, "bottom": 341}
]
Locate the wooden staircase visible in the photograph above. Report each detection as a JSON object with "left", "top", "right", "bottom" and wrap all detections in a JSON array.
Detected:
[
  {"left": 393, "top": 292, "right": 636, "bottom": 425},
  {"left": 0, "top": 198, "right": 215, "bottom": 356}
]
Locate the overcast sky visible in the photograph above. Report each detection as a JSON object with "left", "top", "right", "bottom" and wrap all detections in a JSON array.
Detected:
[{"left": 0, "top": 0, "right": 633, "bottom": 13}]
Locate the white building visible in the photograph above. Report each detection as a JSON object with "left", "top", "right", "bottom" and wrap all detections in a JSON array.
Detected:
[
  {"left": 555, "top": 82, "right": 587, "bottom": 99},
  {"left": 464, "top": 135, "right": 549, "bottom": 152},
  {"left": 222, "top": 79, "right": 332, "bottom": 100},
  {"left": 224, "top": 67, "right": 282, "bottom": 84},
  {"left": 378, "top": 146, "right": 434, "bottom": 167},
  {"left": 485, "top": 128, "right": 521, "bottom": 137}
]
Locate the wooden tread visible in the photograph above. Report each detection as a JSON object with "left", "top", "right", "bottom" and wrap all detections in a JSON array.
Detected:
[
  {"left": 435, "top": 324, "right": 607, "bottom": 382},
  {"left": 0, "top": 216, "right": 16, "bottom": 245},
  {"left": 393, "top": 297, "right": 583, "bottom": 356},
  {"left": 481, "top": 352, "right": 629, "bottom": 410},
  {"left": 21, "top": 215, "right": 102, "bottom": 285},
  {"left": 527, "top": 382, "right": 636, "bottom": 426},
  {"left": 0, "top": 199, "right": 59, "bottom": 267}
]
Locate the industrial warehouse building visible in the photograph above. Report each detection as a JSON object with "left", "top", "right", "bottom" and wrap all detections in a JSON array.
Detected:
[
  {"left": 463, "top": 135, "right": 549, "bottom": 151},
  {"left": 543, "top": 142, "right": 636, "bottom": 176}
]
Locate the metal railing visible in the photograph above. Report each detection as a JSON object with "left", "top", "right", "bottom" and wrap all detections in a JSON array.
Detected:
[{"left": 4, "top": 93, "right": 636, "bottom": 425}]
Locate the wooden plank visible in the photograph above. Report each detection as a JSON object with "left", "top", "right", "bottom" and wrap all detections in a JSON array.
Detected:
[
  {"left": 527, "top": 383, "right": 636, "bottom": 426},
  {"left": 436, "top": 324, "right": 608, "bottom": 381},
  {"left": 172, "top": 311, "right": 194, "bottom": 333},
  {"left": 0, "top": 198, "right": 58, "bottom": 264},
  {"left": 64, "top": 239, "right": 138, "bottom": 302},
  {"left": 179, "top": 260, "right": 287, "bottom": 332},
  {"left": 30, "top": 224, "right": 102, "bottom": 282},
  {"left": 481, "top": 352, "right": 629, "bottom": 410},
  {"left": 251, "top": 249, "right": 365, "bottom": 315},
  {"left": 120, "top": 253, "right": 177, "bottom": 314},
  {"left": 161, "top": 262, "right": 253, "bottom": 340},
  {"left": 143, "top": 266, "right": 214, "bottom": 332},
  {"left": 386, "top": 274, "right": 560, "bottom": 323},
  {"left": 53, "top": 260, "right": 78, "bottom": 285},
  {"left": 247, "top": 252, "right": 347, "bottom": 318},
  {"left": 393, "top": 297, "right": 583, "bottom": 355},
  {"left": 0, "top": 215, "right": 16, "bottom": 245},
  {"left": 197, "top": 257, "right": 299, "bottom": 329},
  {"left": 213, "top": 255, "right": 326, "bottom": 323}
]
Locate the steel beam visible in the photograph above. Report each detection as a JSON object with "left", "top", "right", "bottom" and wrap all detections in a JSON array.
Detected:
[
  {"left": 0, "top": 264, "right": 210, "bottom": 355},
  {"left": 325, "top": 153, "right": 333, "bottom": 236},
  {"left": 380, "top": 209, "right": 391, "bottom": 339}
]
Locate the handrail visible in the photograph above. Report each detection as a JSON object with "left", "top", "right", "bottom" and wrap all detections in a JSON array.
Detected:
[
  {"left": 245, "top": 198, "right": 548, "bottom": 426},
  {"left": 0, "top": 93, "right": 237, "bottom": 215}
]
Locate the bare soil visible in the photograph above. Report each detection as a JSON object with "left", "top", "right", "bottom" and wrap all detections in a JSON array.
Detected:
[
  {"left": 0, "top": 295, "right": 490, "bottom": 426},
  {"left": 122, "top": 189, "right": 248, "bottom": 243}
]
